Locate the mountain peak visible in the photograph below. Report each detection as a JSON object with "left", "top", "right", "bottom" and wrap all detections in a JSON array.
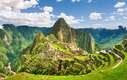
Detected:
[
  {"left": 53, "top": 18, "right": 70, "bottom": 30},
  {"left": 50, "top": 18, "right": 76, "bottom": 43},
  {"left": 56, "top": 18, "right": 67, "bottom": 24}
]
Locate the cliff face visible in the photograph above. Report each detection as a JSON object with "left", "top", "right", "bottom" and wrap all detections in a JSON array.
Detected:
[
  {"left": 77, "top": 32, "right": 95, "bottom": 53},
  {"left": 50, "top": 18, "right": 95, "bottom": 53}
]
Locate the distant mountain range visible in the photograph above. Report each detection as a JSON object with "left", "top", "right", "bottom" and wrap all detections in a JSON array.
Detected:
[{"left": 78, "top": 26, "right": 127, "bottom": 49}]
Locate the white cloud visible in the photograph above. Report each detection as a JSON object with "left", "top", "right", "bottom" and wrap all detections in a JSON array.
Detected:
[
  {"left": 0, "top": 0, "right": 82, "bottom": 27},
  {"left": 58, "top": 12, "right": 82, "bottom": 25},
  {"left": 89, "top": 12, "right": 103, "bottom": 20},
  {"left": 117, "top": 8, "right": 125, "bottom": 12},
  {"left": 114, "top": 2, "right": 127, "bottom": 16},
  {"left": 89, "top": 22, "right": 125, "bottom": 29},
  {"left": 123, "top": 16, "right": 127, "bottom": 19},
  {"left": 0, "top": 25, "right": 3, "bottom": 29},
  {"left": 72, "top": 0, "right": 80, "bottom": 3},
  {"left": 0, "top": 6, "right": 54, "bottom": 27},
  {"left": 56, "top": 0, "right": 63, "bottom": 2},
  {"left": 0, "top": 1, "right": 81, "bottom": 27},
  {"left": 114, "top": 2, "right": 126, "bottom": 8},
  {"left": 88, "top": 0, "right": 93, "bottom": 3},
  {"left": 0, "top": 0, "right": 38, "bottom": 12},
  {"left": 56, "top": 0, "right": 81, "bottom": 3},
  {"left": 0, "top": 0, "right": 54, "bottom": 27},
  {"left": 109, "top": 16, "right": 115, "bottom": 21},
  {"left": 43, "top": 6, "right": 53, "bottom": 13},
  {"left": 116, "top": 8, "right": 127, "bottom": 13},
  {"left": 105, "top": 16, "right": 116, "bottom": 21}
]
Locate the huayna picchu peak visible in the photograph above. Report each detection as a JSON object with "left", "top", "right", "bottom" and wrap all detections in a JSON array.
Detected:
[
  {"left": 50, "top": 18, "right": 95, "bottom": 53},
  {"left": 52, "top": 18, "right": 71, "bottom": 30}
]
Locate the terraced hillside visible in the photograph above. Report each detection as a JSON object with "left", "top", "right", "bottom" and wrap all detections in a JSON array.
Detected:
[
  {"left": 6, "top": 35, "right": 127, "bottom": 80},
  {"left": 0, "top": 18, "right": 127, "bottom": 80},
  {"left": 18, "top": 32, "right": 126, "bottom": 76}
]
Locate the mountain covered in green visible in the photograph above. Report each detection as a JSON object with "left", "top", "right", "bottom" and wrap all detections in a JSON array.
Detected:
[
  {"left": 0, "top": 18, "right": 127, "bottom": 80},
  {"left": 6, "top": 39, "right": 127, "bottom": 80},
  {"left": 50, "top": 18, "right": 95, "bottom": 53},
  {"left": 78, "top": 26, "right": 127, "bottom": 49},
  {"left": 19, "top": 31, "right": 126, "bottom": 75}
]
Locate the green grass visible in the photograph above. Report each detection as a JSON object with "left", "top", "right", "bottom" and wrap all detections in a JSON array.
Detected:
[
  {"left": 6, "top": 55, "right": 127, "bottom": 80},
  {"left": 52, "top": 43, "right": 72, "bottom": 55}
]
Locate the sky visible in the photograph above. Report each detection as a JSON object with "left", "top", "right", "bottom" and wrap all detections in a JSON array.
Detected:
[{"left": 0, "top": 0, "right": 127, "bottom": 29}]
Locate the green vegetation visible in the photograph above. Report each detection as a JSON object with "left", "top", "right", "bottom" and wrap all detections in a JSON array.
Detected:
[
  {"left": 6, "top": 55, "right": 127, "bottom": 80},
  {"left": 6, "top": 40, "right": 127, "bottom": 80},
  {"left": 0, "top": 18, "right": 127, "bottom": 80},
  {"left": 17, "top": 32, "right": 126, "bottom": 76},
  {"left": 51, "top": 18, "right": 95, "bottom": 53}
]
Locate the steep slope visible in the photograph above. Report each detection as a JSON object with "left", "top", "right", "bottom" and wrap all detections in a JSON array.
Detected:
[
  {"left": 6, "top": 36, "right": 127, "bottom": 80},
  {"left": 7, "top": 54, "right": 127, "bottom": 80},
  {"left": 78, "top": 27, "right": 127, "bottom": 50},
  {"left": 77, "top": 32, "right": 95, "bottom": 53},
  {"left": 0, "top": 24, "right": 32, "bottom": 73},
  {"left": 20, "top": 32, "right": 126, "bottom": 75},
  {"left": 21, "top": 32, "right": 88, "bottom": 75},
  {"left": 50, "top": 18, "right": 95, "bottom": 53},
  {"left": 51, "top": 18, "right": 76, "bottom": 44},
  {"left": 0, "top": 29, "right": 10, "bottom": 75}
]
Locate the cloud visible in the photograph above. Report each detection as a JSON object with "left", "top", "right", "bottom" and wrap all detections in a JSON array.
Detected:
[
  {"left": 114, "top": 1, "right": 127, "bottom": 16},
  {"left": 72, "top": 0, "right": 80, "bottom": 3},
  {"left": 0, "top": 0, "right": 38, "bottom": 12},
  {"left": 88, "top": 0, "right": 93, "bottom": 3},
  {"left": 89, "top": 12, "right": 103, "bottom": 20},
  {"left": 0, "top": 6, "right": 54, "bottom": 27},
  {"left": 109, "top": 16, "right": 115, "bottom": 21},
  {"left": 105, "top": 16, "right": 116, "bottom": 21},
  {"left": 43, "top": 6, "right": 53, "bottom": 13},
  {"left": 0, "top": 0, "right": 55, "bottom": 27},
  {"left": 56, "top": 0, "right": 81, "bottom": 3},
  {"left": 0, "top": 0, "right": 82, "bottom": 27},
  {"left": 123, "top": 16, "right": 127, "bottom": 19},
  {"left": 56, "top": 0, "right": 63, "bottom": 2},
  {"left": 116, "top": 8, "right": 127, "bottom": 13},
  {"left": 56, "top": 0, "right": 94, "bottom": 3},
  {"left": 117, "top": 8, "right": 125, "bottom": 12},
  {"left": 0, "top": 25, "right": 3, "bottom": 29},
  {"left": 114, "top": 2, "right": 126, "bottom": 8},
  {"left": 58, "top": 12, "right": 82, "bottom": 25},
  {"left": 88, "top": 22, "right": 125, "bottom": 29}
]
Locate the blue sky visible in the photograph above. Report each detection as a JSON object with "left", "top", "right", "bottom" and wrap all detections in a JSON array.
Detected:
[{"left": 0, "top": 0, "right": 127, "bottom": 29}]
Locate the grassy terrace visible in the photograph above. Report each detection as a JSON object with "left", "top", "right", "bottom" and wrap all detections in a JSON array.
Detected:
[{"left": 6, "top": 53, "right": 127, "bottom": 80}]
